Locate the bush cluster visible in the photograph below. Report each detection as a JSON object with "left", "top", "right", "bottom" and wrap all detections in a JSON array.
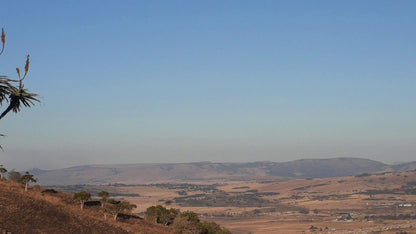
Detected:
[{"left": 145, "top": 205, "right": 231, "bottom": 234}]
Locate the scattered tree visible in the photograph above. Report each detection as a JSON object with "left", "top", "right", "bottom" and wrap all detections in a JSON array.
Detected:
[
  {"left": 172, "top": 211, "right": 231, "bottom": 234},
  {"left": 98, "top": 190, "right": 109, "bottom": 208},
  {"left": 145, "top": 205, "right": 230, "bottom": 233},
  {"left": 74, "top": 191, "right": 91, "bottom": 210},
  {"left": 177, "top": 211, "right": 200, "bottom": 223},
  {"left": 198, "top": 221, "right": 231, "bottom": 234},
  {"left": 145, "top": 205, "right": 179, "bottom": 225},
  {"left": 105, "top": 200, "right": 136, "bottom": 221},
  {"left": 0, "top": 27, "right": 39, "bottom": 149},
  {"left": 20, "top": 171, "right": 37, "bottom": 191},
  {"left": 0, "top": 164, "right": 7, "bottom": 180}
]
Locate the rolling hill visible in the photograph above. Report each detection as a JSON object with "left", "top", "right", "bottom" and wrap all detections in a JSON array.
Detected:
[{"left": 32, "top": 157, "right": 416, "bottom": 186}]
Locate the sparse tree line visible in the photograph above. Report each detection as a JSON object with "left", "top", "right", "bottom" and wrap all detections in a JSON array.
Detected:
[
  {"left": 1, "top": 170, "right": 230, "bottom": 233},
  {"left": 145, "top": 205, "right": 231, "bottom": 234},
  {"left": 0, "top": 163, "right": 231, "bottom": 233},
  {"left": 0, "top": 162, "right": 230, "bottom": 233},
  {"left": 73, "top": 190, "right": 137, "bottom": 221},
  {"left": 73, "top": 189, "right": 230, "bottom": 233},
  {"left": 0, "top": 164, "right": 37, "bottom": 191}
]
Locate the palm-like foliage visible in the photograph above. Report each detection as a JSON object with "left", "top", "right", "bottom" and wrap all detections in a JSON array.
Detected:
[
  {"left": 0, "top": 84, "right": 39, "bottom": 120},
  {"left": 0, "top": 77, "right": 13, "bottom": 105},
  {"left": 0, "top": 28, "right": 40, "bottom": 149},
  {"left": 1, "top": 29, "right": 39, "bottom": 119},
  {"left": 0, "top": 54, "right": 39, "bottom": 120}
]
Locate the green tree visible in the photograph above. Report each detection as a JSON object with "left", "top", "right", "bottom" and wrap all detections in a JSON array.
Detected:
[
  {"left": 105, "top": 201, "right": 136, "bottom": 221},
  {"left": 20, "top": 171, "right": 37, "bottom": 191},
  {"left": 173, "top": 211, "right": 231, "bottom": 234},
  {"left": 98, "top": 190, "right": 109, "bottom": 208},
  {"left": 172, "top": 211, "right": 200, "bottom": 234},
  {"left": 0, "top": 164, "right": 7, "bottom": 180},
  {"left": 178, "top": 211, "right": 200, "bottom": 223},
  {"left": 74, "top": 191, "right": 91, "bottom": 210},
  {"left": 198, "top": 221, "right": 231, "bottom": 234},
  {"left": 145, "top": 205, "right": 179, "bottom": 226},
  {"left": 0, "top": 27, "right": 39, "bottom": 149}
]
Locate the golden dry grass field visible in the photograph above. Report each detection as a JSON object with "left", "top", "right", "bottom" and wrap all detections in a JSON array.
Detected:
[
  {"left": 44, "top": 170, "right": 416, "bottom": 233},
  {"left": 81, "top": 170, "right": 416, "bottom": 233}
]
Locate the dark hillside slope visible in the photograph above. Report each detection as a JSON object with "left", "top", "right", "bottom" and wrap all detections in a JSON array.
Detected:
[
  {"left": 391, "top": 161, "right": 416, "bottom": 172},
  {"left": 266, "top": 157, "right": 387, "bottom": 178}
]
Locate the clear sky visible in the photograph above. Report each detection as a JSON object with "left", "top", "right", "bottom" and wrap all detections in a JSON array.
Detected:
[{"left": 0, "top": 1, "right": 415, "bottom": 170}]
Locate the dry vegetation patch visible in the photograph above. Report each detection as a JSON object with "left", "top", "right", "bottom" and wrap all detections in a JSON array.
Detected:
[
  {"left": 30, "top": 170, "right": 416, "bottom": 233},
  {"left": 0, "top": 180, "right": 171, "bottom": 233}
]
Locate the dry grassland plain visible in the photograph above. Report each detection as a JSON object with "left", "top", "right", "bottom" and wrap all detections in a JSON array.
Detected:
[{"left": 51, "top": 171, "right": 416, "bottom": 233}]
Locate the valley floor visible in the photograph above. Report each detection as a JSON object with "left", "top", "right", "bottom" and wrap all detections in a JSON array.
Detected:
[{"left": 47, "top": 170, "right": 416, "bottom": 233}]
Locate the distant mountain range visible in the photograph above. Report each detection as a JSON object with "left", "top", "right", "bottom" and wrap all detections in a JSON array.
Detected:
[{"left": 32, "top": 157, "right": 416, "bottom": 185}]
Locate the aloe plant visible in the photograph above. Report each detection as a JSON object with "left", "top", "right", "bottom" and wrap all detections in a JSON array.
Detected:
[{"left": 0, "top": 28, "right": 39, "bottom": 150}]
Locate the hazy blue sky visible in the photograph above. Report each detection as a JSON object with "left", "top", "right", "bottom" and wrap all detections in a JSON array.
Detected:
[{"left": 0, "top": 1, "right": 415, "bottom": 170}]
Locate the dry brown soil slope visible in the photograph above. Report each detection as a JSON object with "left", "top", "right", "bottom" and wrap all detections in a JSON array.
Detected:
[{"left": 0, "top": 180, "right": 170, "bottom": 234}]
